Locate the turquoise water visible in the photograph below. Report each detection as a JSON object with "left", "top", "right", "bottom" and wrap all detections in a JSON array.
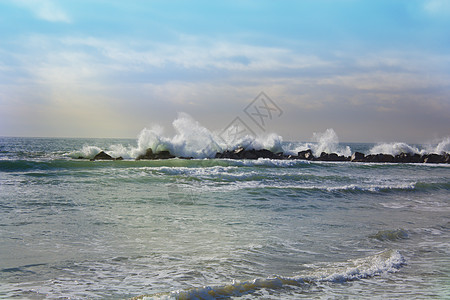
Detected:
[{"left": 0, "top": 137, "right": 449, "bottom": 299}]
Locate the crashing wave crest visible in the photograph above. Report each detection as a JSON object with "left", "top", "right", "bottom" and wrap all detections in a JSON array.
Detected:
[{"left": 135, "top": 249, "right": 405, "bottom": 300}]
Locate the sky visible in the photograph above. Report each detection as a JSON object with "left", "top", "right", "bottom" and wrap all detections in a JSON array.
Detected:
[{"left": 0, "top": 0, "right": 449, "bottom": 143}]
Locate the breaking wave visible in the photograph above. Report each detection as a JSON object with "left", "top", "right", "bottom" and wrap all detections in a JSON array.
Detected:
[
  {"left": 135, "top": 249, "right": 405, "bottom": 300},
  {"left": 68, "top": 113, "right": 284, "bottom": 160},
  {"left": 369, "top": 137, "right": 450, "bottom": 156},
  {"left": 66, "top": 113, "right": 449, "bottom": 160}
]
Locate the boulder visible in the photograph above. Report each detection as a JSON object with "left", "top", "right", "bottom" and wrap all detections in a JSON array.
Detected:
[
  {"left": 394, "top": 153, "right": 421, "bottom": 163},
  {"left": 255, "top": 149, "right": 275, "bottom": 159},
  {"left": 91, "top": 151, "right": 114, "bottom": 161},
  {"left": 154, "top": 150, "right": 175, "bottom": 159},
  {"left": 422, "top": 154, "right": 446, "bottom": 164},
  {"left": 317, "top": 152, "right": 347, "bottom": 162},
  {"left": 136, "top": 148, "right": 155, "bottom": 160},
  {"left": 243, "top": 149, "right": 259, "bottom": 159},
  {"left": 351, "top": 152, "right": 365, "bottom": 162},
  {"left": 136, "top": 148, "right": 176, "bottom": 160},
  {"left": 298, "top": 149, "right": 313, "bottom": 160},
  {"left": 304, "top": 152, "right": 314, "bottom": 160},
  {"left": 363, "top": 154, "right": 394, "bottom": 163}
]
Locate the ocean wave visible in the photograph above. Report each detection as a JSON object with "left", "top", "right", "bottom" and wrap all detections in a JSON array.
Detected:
[
  {"left": 134, "top": 249, "right": 405, "bottom": 300},
  {"left": 369, "top": 137, "right": 450, "bottom": 156},
  {"left": 370, "top": 229, "right": 409, "bottom": 241},
  {"left": 61, "top": 114, "right": 450, "bottom": 161}
]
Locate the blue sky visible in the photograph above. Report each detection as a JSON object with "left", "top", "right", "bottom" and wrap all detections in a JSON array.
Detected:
[{"left": 0, "top": 0, "right": 449, "bottom": 142}]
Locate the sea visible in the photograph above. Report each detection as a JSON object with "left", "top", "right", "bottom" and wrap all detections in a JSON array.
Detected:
[{"left": 1, "top": 122, "right": 449, "bottom": 299}]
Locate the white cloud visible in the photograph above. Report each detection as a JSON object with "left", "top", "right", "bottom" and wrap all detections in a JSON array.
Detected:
[
  {"left": 13, "top": 0, "right": 71, "bottom": 23},
  {"left": 424, "top": 0, "right": 450, "bottom": 15},
  {"left": 60, "top": 36, "right": 328, "bottom": 72}
]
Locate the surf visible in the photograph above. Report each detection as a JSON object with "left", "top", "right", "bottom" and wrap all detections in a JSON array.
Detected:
[
  {"left": 61, "top": 113, "right": 450, "bottom": 162},
  {"left": 133, "top": 249, "right": 405, "bottom": 300}
]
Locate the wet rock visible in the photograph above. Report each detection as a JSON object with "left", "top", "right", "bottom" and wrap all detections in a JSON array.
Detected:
[
  {"left": 394, "top": 153, "right": 421, "bottom": 163},
  {"left": 316, "top": 152, "right": 348, "bottom": 162},
  {"left": 422, "top": 154, "right": 446, "bottom": 164},
  {"left": 243, "top": 150, "right": 259, "bottom": 159},
  {"left": 136, "top": 148, "right": 176, "bottom": 160},
  {"left": 298, "top": 149, "right": 313, "bottom": 160},
  {"left": 255, "top": 149, "right": 276, "bottom": 159},
  {"left": 215, "top": 148, "right": 280, "bottom": 160},
  {"left": 91, "top": 151, "right": 114, "bottom": 161},
  {"left": 363, "top": 153, "right": 394, "bottom": 163},
  {"left": 154, "top": 150, "right": 175, "bottom": 159},
  {"left": 136, "top": 148, "right": 155, "bottom": 160},
  {"left": 351, "top": 152, "right": 365, "bottom": 162}
]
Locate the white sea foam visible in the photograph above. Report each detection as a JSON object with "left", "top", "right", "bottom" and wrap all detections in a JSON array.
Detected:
[
  {"left": 369, "top": 142, "right": 420, "bottom": 156},
  {"left": 290, "top": 128, "right": 352, "bottom": 157},
  {"left": 369, "top": 136, "right": 450, "bottom": 156},
  {"left": 69, "top": 114, "right": 448, "bottom": 159},
  {"left": 131, "top": 113, "right": 284, "bottom": 159},
  {"left": 68, "top": 145, "right": 102, "bottom": 159},
  {"left": 138, "top": 249, "right": 404, "bottom": 300},
  {"left": 427, "top": 136, "right": 450, "bottom": 155}
]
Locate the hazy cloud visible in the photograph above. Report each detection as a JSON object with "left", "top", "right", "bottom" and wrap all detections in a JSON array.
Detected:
[{"left": 13, "top": 0, "right": 71, "bottom": 23}]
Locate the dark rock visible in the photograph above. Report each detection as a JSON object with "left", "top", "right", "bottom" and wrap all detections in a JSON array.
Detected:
[
  {"left": 363, "top": 153, "right": 394, "bottom": 163},
  {"left": 234, "top": 147, "right": 245, "bottom": 155},
  {"left": 304, "top": 152, "right": 314, "bottom": 160},
  {"left": 394, "top": 153, "right": 421, "bottom": 163},
  {"left": 316, "top": 152, "right": 347, "bottom": 162},
  {"left": 445, "top": 153, "right": 450, "bottom": 163},
  {"left": 255, "top": 149, "right": 276, "bottom": 159},
  {"left": 154, "top": 150, "right": 175, "bottom": 159},
  {"left": 115, "top": 156, "right": 123, "bottom": 161},
  {"left": 137, "top": 149, "right": 175, "bottom": 160},
  {"left": 394, "top": 152, "right": 410, "bottom": 163},
  {"left": 351, "top": 152, "right": 365, "bottom": 162},
  {"left": 91, "top": 151, "right": 114, "bottom": 161},
  {"left": 380, "top": 154, "right": 394, "bottom": 162},
  {"left": 214, "top": 148, "right": 278, "bottom": 160},
  {"left": 215, "top": 150, "right": 235, "bottom": 159},
  {"left": 423, "top": 154, "right": 445, "bottom": 164},
  {"left": 411, "top": 154, "right": 422, "bottom": 163},
  {"left": 243, "top": 150, "right": 258, "bottom": 159},
  {"left": 136, "top": 148, "right": 155, "bottom": 160},
  {"left": 298, "top": 149, "right": 313, "bottom": 160}
]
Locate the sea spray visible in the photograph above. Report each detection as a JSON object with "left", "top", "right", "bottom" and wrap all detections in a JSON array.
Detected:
[
  {"left": 369, "top": 137, "right": 450, "bottom": 156},
  {"left": 291, "top": 128, "right": 352, "bottom": 157},
  {"left": 68, "top": 145, "right": 103, "bottom": 159},
  {"left": 430, "top": 136, "right": 450, "bottom": 155},
  {"left": 67, "top": 115, "right": 449, "bottom": 160},
  {"left": 369, "top": 142, "right": 420, "bottom": 156},
  {"left": 130, "top": 113, "right": 284, "bottom": 159}
]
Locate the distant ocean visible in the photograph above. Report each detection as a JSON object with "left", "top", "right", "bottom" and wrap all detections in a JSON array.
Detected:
[{"left": 1, "top": 127, "right": 449, "bottom": 298}]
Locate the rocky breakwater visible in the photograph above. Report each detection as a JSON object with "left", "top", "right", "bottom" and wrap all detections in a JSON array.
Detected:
[
  {"left": 135, "top": 148, "right": 176, "bottom": 160},
  {"left": 89, "top": 151, "right": 123, "bottom": 161},
  {"left": 349, "top": 152, "right": 450, "bottom": 163},
  {"left": 215, "top": 147, "right": 449, "bottom": 164},
  {"left": 88, "top": 147, "right": 450, "bottom": 163}
]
